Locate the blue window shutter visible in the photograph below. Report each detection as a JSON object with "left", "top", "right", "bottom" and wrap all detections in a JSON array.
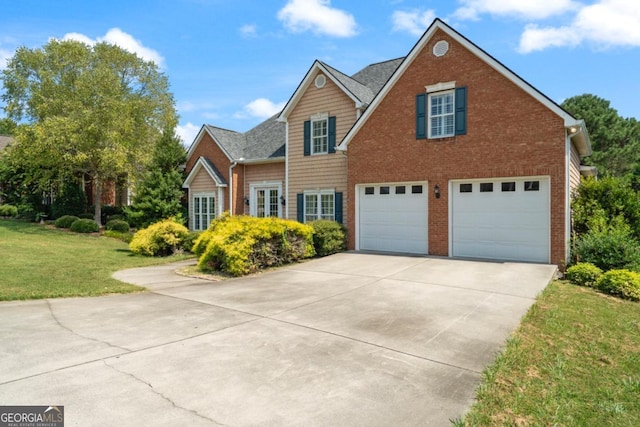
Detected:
[
  {"left": 455, "top": 87, "right": 467, "bottom": 135},
  {"left": 416, "top": 94, "right": 426, "bottom": 139},
  {"left": 328, "top": 116, "right": 336, "bottom": 153},
  {"left": 296, "top": 193, "right": 304, "bottom": 222},
  {"left": 303, "top": 121, "right": 311, "bottom": 156},
  {"left": 334, "top": 192, "right": 343, "bottom": 224}
]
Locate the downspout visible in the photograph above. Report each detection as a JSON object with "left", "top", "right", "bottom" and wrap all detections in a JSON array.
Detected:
[{"left": 229, "top": 161, "right": 238, "bottom": 215}]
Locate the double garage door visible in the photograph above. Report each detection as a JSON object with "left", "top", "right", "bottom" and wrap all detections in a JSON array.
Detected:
[{"left": 357, "top": 177, "right": 550, "bottom": 263}]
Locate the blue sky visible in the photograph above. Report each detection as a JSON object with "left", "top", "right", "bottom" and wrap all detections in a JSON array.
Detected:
[{"left": 1, "top": 0, "right": 639, "bottom": 145}]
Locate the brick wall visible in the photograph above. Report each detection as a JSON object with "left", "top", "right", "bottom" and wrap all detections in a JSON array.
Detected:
[{"left": 346, "top": 28, "right": 568, "bottom": 265}]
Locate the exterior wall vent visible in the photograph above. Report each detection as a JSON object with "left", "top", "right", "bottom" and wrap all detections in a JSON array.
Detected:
[
  {"left": 315, "top": 74, "right": 326, "bottom": 88},
  {"left": 433, "top": 40, "right": 449, "bottom": 57}
]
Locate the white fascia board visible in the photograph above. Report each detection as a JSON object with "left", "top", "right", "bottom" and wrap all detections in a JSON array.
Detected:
[
  {"left": 182, "top": 157, "right": 228, "bottom": 189},
  {"left": 185, "top": 125, "right": 235, "bottom": 163}
]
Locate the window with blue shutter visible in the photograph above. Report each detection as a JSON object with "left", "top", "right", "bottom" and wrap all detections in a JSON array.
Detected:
[
  {"left": 416, "top": 94, "right": 426, "bottom": 139},
  {"left": 455, "top": 86, "right": 467, "bottom": 135},
  {"left": 296, "top": 193, "right": 304, "bottom": 222},
  {"left": 303, "top": 121, "right": 311, "bottom": 156},
  {"left": 328, "top": 116, "right": 336, "bottom": 153},
  {"left": 334, "top": 192, "right": 343, "bottom": 224}
]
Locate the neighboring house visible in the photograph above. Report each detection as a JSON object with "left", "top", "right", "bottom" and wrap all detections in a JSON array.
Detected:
[{"left": 183, "top": 18, "right": 592, "bottom": 266}]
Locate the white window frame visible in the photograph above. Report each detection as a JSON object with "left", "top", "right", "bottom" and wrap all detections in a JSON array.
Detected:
[
  {"left": 303, "top": 190, "right": 335, "bottom": 223},
  {"left": 428, "top": 90, "right": 455, "bottom": 138},
  {"left": 310, "top": 113, "right": 329, "bottom": 155},
  {"left": 250, "top": 182, "right": 282, "bottom": 218},
  {"left": 192, "top": 192, "right": 216, "bottom": 231}
]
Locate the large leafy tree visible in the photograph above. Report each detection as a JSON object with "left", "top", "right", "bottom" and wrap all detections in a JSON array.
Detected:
[
  {"left": 1, "top": 39, "right": 177, "bottom": 225},
  {"left": 126, "top": 127, "right": 187, "bottom": 228},
  {"left": 562, "top": 94, "right": 640, "bottom": 178}
]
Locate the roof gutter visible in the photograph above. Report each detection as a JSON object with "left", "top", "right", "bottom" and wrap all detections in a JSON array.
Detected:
[{"left": 566, "top": 120, "right": 592, "bottom": 157}]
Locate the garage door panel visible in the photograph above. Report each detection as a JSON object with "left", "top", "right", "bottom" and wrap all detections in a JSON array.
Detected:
[
  {"left": 358, "top": 183, "right": 428, "bottom": 254},
  {"left": 452, "top": 178, "right": 549, "bottom": 263}
]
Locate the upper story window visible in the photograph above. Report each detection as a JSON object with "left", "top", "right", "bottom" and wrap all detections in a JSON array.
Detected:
[
  {"left": 312, "top": 118, "right": 328, "bottom": 154},
  {"left": 429, "top": 91, "right": 455, "bottom": 138},
  {"left": 416, "top": 82, "right": 467, "bottom": 139},
  {"left": 304, "top": 114, "right": 336, "bottom": 156}
]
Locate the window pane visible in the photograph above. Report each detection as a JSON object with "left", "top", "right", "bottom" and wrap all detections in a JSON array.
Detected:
[
  {"left": 395, "top": 186, "right": 406, "bottom": 194},
  {"left": 365, "top": 187, "right": 374, "bottom": 195},
  {"left": 321, "top": 194, "right": 334, "bottom": 220},
  {"left": 429, "top": 92, "right": 455, "bottom": 138},
  {"left": 269, "top": 190, "right": 279, "bottom": 217},
  {"left": 257, "top": 189, "right": 265, "bottom": 217},
  {"left": 502, "top": 182, "right": 516, "bottom": 192},
  {"left": 305, "top": 194, "right": 318, "bottom": 222},
  {"left": 412, "top": 185, "right": 423, "bottom": 194},
  {"left": 525, "top": 181, "right": 540, "bottom": 191},
  {"left": 480, "top": 183, "right": 493, "bottom": 192},
  {"left": 312, "top": 119, "right": 328, "bottom": 154},
  {"left": 209, "top": 197, "right": 216, "bottom": 224},
  {"left": 194, "top": 197, "right": 201, "bottom": 230},
  {"left": 380, "top": 186, "right": 390, "bottom": 195},
  {"left": 460, "top": 183, "right": 472, "bottom": 193}
]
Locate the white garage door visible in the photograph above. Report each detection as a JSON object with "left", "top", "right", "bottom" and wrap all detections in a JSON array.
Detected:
[
  {"left": 358, "top": 183, "right": 428, "bottom": 254},
  {"left": 451, "top": 177, "right": 550, "bottom": 263}
]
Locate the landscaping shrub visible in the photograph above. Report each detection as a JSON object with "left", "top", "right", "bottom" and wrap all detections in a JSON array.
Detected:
[
  {"left": 309, "top": 220, "right": 346, "bottom": 257},
  {"left": 107, "top": 214, "right": 125, "bottom": 222},
  {"left": 106, "top": 219, "right": 130, "bottom": 233},
  {"left": 182, "top": 231, "right": 201, "bottom": 253},
  {"left": 78, "top": 213, "right": 95, "bottom": 219},
  {"left": 70, "top": 218, "right": 99, "bottom": 233},
  {"left": 565, "top": 262, "right": 603, "bottom": 287},
  {"left": 596, "top": 269, "right": 640, "bottom": 301},
  {"left": 104, "top": 230, "right": 134, "bottom": 243},
  {"left": 51, "top": 180, "right": 86, "bottom": 219},
  {"left": 0, "top": 204, "right": 18, "bottom": 218},
  {"left": 54, "top": 215, "right": 80, "bottom": 229},
  {"left": 195, "top": 214, "right": 315, "bottom": 276},
  {"left": 129, "top": 218, "right": 189, "bottom": 256},
  {"left": 572, "top": 219, "right": 640, "bottom": 271}
]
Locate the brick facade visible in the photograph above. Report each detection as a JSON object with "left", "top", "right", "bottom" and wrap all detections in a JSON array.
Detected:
[{"left": 346, "top": 29, "right": 568, "bottom": 265}]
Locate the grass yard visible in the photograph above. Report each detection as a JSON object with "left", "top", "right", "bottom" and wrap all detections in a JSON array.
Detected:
[
  {"left": 0, "top": 220, "right": 192, "bottom": 300},
  {"left": 458, "top": 281, "right": 640, "bottom": 426}
]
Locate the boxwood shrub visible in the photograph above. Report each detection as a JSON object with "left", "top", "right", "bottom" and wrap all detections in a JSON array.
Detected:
[
  {"left": 78, "top": 213, "right": 95, "bottom": 219},
  {"left": 106, "top": 219, "right": 130, "bottom": 233},
  {"left": 309, "top": 220, "right": 346, "bottom": 257},
  {"left": 194, "top": 214, "right": 315, "bottom": 276},
  {"left": 0, "top": 204, "right": 19, "bottom": 218},
  {"left": 70, "top": 218, "right": 99, "bottom": 233},
  {"left": 55, "top": 215, "right": 80, "bottom": 229},
  {"left": 565, "top": 262, "right": 603, "bottom": 287},
  {"left": 129, "top": 219, "right": 189, "bottom": 256},
  {"left": 596, "top": 269, "right": 640, "bottom": 301}
]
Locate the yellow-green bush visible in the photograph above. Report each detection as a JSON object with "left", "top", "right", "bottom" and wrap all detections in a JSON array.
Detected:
[
  {"left": 194, "top": 213, "right": 315, "bottom": 276},
  {"left": 129, "top": 218, "right": 189, "bottom": 256},
  {"left": 596, "top": 269, "right": 640, "bottom": 301}
]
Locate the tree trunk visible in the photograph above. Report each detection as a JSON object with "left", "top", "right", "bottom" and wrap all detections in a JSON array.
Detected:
[{"left": 94, "top": 177, "right": 103, "bottom": 227}]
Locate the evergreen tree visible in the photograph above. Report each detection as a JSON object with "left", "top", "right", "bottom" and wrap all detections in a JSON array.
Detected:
[
  {"left": 126, "top": 129, "right": 186, "bottom": 228},
  {"left": 51, "top": 179, "right": 87, "bottom": 219}
]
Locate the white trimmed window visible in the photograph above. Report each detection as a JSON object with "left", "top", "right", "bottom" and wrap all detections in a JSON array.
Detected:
[
  {"left": 193, "top": 193, "right": 216, "bottom": 231},
  {"left": 304, "top": 191, "right": 334, "bottom": 222},
  {"left": 311, "top": 118, "right": 328, "bottom": 154},
  {"left": 429, "top": 90, "right": 455, "bottom": 138},
  {"left": 250, "top": 182, "right": 282, "bottom": 218}
]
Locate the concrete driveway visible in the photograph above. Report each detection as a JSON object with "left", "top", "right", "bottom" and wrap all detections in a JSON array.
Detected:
[{"left": 0, "top": 253, "right": 556, "bottom": 426}]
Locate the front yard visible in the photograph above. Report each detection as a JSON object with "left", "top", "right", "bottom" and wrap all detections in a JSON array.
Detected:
[{"left": 0, "top": 220, "right": 192, "bottom": 300}]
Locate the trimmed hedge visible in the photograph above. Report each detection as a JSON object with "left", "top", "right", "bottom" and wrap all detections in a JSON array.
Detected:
[
  {"left": 0, "top": 204, "right": 19, "bottom": 218},
  {"left": 129, "top": 219, "right": 189, "bottom": 256},
  {"left": 309, "top": 220, "right": 346, "bottom": 257},
  {"left": 565, "top": 262, "right": 603, "bottom": 287},
  {"left": 106, "top": 219, "right": 130, "bottom": 233},
  {"left": 194, "top": 214, "right": 315, "bottom": 276},
  {"left": 55, "top": 215, "right": 80, "bottom": 229},
  {"left": 70, "top": 218, "right": 99, "bottom": 233},
  {"left": 596, "top": 269, "right": 640, "bottom": 301}
]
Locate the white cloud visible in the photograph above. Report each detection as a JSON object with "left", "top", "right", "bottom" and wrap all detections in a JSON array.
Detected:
[
  {"left": 62, "top": 28, "right": 165, "bottom": 67},
  {"left": 239, "top": 24, "right": 257, "bottom": 37},
  {"left": 518, "top": 0, "right": 640, "bottom": 52},
  {"left": 453, "top": 0, "right": 578, "bottom": 21},
  {"left": 392, "top": 9, "right": 437, "bottom": 36},
  {"left": 176, "top": 122, "right": 201, "bottom": 146},
  {"left": 0, "top": 48, "right": 11, "bottom": 70},
  {"left": 277, "top": 0, "right": 357, "bottom": 37},
  {"left": 238, "top": 98, "right": 286, "bottom": 119}
]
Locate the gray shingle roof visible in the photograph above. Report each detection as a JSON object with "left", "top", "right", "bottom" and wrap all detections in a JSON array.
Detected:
[
  {"left": 201, "top": 157, "right": 227, "bottom": 185},
  {"left": 351, "top": 57, "right": 405, "bottom": 95},
  {"left": 320, "top": 61, "right": 375, "bottom": 105},
  {"left": 204, "top": 115, "right": 285, "bottom": 162}
]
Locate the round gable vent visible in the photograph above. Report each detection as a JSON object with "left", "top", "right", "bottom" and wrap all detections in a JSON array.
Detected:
[
  {"left": 433, "top": 40, "right": 449, "bottom": 57},
  {"left": 315, "top": 74, "right": 326, "bottom": 88}
]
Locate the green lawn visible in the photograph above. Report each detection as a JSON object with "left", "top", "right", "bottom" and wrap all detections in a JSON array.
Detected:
[
  {"left": 458, "top": 281, "right": 640, "bottom": 426},
  {"left": 0, "top": 220, "right": 192, "bottom": 300}
]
